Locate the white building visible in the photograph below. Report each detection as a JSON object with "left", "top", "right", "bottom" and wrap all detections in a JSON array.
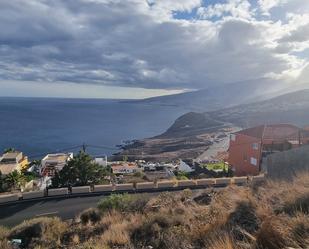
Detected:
[
  {"left": 0, "top": 151, "right": 28, "bottom": 174},
  {"left": 178, "top": 160, "right": 194, "bottom": 173},
  {"left": 94, "top": 156, "right": 108, "bottom": 167},
  {"left": 41, "top": 153, "right": 73, "bottom": 177}
]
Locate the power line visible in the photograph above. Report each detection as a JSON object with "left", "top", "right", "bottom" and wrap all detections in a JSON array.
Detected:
[{"left": 27, "top": 143, "right": 120, "bottom": 159}]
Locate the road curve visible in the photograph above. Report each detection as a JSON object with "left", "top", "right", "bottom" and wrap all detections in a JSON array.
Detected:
[
  {"left": 0, "top": 194, "right": 108, "bottom": 227},
  {"left": 0, "top": 190, "right": 194, "bottom": 227},
  {"left": 0, "top": 184, "right": 234, "bottom": 227}
]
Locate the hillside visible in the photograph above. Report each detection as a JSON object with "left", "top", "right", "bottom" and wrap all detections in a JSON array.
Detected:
[
  {"left": 164, "top": 89, "right": 309, "bottom": 136},
  {"left": 159, "top": 112, "right": 223, "bottom": 138},
  {"left": 210, "top": 89, "right": 309, "bottom": 127},
  {"left": 117, "top": 89, "right": 309, "bottom": 161},
  {"left": 132, "top": 78, "right": 286, "bottom": 112},
  {"left": 1, "top": 174, "right": 308, "bottom": 249}
]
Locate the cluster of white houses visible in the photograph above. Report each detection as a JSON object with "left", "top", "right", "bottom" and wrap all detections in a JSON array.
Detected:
[
  {"left": 0, "top": 151, "right": 193, "bottom": 181},
  {"left": 2, "top": 123, "right": 308, "bottom": 180}
]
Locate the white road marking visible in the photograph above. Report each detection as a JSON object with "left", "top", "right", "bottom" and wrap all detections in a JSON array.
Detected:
[{"left": 35, "top": 211, "right": 58, "bottom": 217}]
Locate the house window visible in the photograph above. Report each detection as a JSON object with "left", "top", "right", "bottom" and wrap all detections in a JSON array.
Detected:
[
  {"left": 252, "top": 143, "right": 259, "bottom": 150},
  {"left": 230, "top": 134, "right": 236, "bottom": 141},
  {"left": 250, "top": 157, "right": 257, "bottom": 166}
]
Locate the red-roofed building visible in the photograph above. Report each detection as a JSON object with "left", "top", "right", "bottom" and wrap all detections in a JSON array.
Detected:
[{"left": 228, "top": 124, "right": 309, "bottom": 176}]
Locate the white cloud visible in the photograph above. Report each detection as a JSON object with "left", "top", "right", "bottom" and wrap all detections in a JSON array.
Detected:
[
  {"left": 0, "top": 0, "right": 307, "bottom": 95},
  {"left": 197, "top": 0, "right": 252, "bottom": 20},
  {"left": 258, "top": 0, "right": 284, "bottom": 16}
]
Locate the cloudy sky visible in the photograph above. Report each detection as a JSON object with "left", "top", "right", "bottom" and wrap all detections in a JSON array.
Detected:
[{"left": 0, "top": 0, "right": 308, "bottom": 98}]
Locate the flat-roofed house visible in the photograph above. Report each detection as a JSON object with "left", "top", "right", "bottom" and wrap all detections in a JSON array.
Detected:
[
  {"left": 110, "top": 162, "right": 139, "bottom": 174},
  {"left": 228, "top": 124, "right": 309, "bottom": 176},
  {"left": 41, "top": 153, "right": 73, "bottom": 177},
  {"left": 0, "top": 151, "right": 29, "bottom": 175}
]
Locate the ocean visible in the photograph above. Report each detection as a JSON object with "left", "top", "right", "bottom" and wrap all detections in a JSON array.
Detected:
[{"left": 0, "top": 97, "right": 187, "bottom": 159}]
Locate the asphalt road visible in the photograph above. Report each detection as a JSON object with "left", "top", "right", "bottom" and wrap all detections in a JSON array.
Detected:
[
  {"left": 0, "top": 190, "right": 194, "bottom": 227},
  {"left": 0, "top": 185, "right": 231, "bottom": 228},
  {"left": 0, "top": 195, "right": 109, "bottom": 227}
]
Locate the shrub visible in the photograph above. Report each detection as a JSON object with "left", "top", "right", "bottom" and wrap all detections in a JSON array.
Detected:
[
  {"left": 8, "top": 217, "right": 67, "bottom": 248},
  {"left": 131, "top": 213, "right": 185, "bottom": 249},
  {"left": 101, "top": 222, "right": 130, "bottom": 247},
  {"left": 255, "top": 216, "right": 293, "bottom": 249},
  {"left": 193, "top": 191, "right": 213, "bottom": 205},
  {"left": 0, "top": 226, "right": 9, "bottom": 240},
  {"left": 289, "top": 214, "right": 309, "bottom": 248},
  {"left": 282, "top": 193, "right": 309, "bottom": 215},
  {"left": 204, "top": 232, "right": 236, "bottom": 249},
  {"left": 227, "top": 200, "right": 260, "bottom": 240},
  {"left": 176, "top": 171, "right": 189, "bottom": 180},
  {"left": 80, "top": 208, "right": 101, "bottom": 225},
  {"left": 97, "top": 194, "right": 149, "bottom": 213},
  {"left": 0, "top": 226, "right": 11, "bottom": 249}
]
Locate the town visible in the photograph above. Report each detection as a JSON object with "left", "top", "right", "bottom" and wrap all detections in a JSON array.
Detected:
[{"left": 1, "top": 123, "right": 308, "bottom": 198}]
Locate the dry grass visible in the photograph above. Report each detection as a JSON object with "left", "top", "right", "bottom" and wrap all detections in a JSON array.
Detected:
[
  {"left": 0, "top": 226, "right": 10, "bottom": 249},
  {"left": 101, "top": 221, "right": 130, "bottom": 246},
  {"left": 7, "top": 217, "right": 67, "bottom": 248},
  {"left": 1, "top": 173, "right": 309, "bottom": 249}
]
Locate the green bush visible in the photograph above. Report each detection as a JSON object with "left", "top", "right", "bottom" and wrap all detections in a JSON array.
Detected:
[
  {"left": 176, "top": 171, "right": 189, "bottom": 180},
  {"left": 97, "top": 194, "right": 149, "bottom": 213},
  {"left": 133, "top": 171, "right": 143, "bottom": 178}
]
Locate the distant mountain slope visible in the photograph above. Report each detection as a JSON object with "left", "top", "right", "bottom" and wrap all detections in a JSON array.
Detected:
[
  {"left": 210, "top": 89, "right": 309, "bottom": 127},
  {"left": 117, "top": 89, "right": 309, "bottom": 161},
  {"left": 134, "top": 78, "right": 286, "bottom": 112},
  {"left": 160, "top": 89, "right": 309, "bottom": 138},
  {"left": 158, "top": 112, "right": 223, "bottom": 138}
]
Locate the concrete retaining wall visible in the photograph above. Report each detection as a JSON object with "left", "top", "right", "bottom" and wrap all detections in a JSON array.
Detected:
[
  {"left": 94, "top": 184, "right": 114, "bottom": 192},
  {"left": 233, "top": 177, "right": 248, "bottom": 184},
  {"left": 22, "top": 190, "right": 44, "bottom": 199},
  {"left": 177, "top": 180, "right": 196, "bottom": 187},
  {"left": 215, "top": 178, "right": 231, "bottom": 185},
  {"left": 136, "top": 182, "right": 156, "bottom": 190},
  {"left": 115, "top": 183, "right": 134, "bottom": 191},
  {"left": 252, "top": 175, "right": 265, "bottom": 183},
  {"left": 48, "top": 188, "right": 68, "bottom": 196},
  {"left": 157, "top": 181, "right": 175, "bottom": 188},
  {"left": 71, "top": 186, "right": 90, "bottom": 194},
  {"left": 0, "top": 194, "right": 20, "bottom": 203},
  {"left": 196, "top": 178, "right": 215, "bottom": 186}
]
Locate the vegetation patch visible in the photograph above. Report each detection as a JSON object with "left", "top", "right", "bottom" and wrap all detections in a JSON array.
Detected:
[
  {"left": 97, "top": 194, "right": 149, "bottom": 214},
  {"left": 1, "top": 173, "right": 309, "bottom": 248},
  {"left": 79, "top": 208, "right": 101, "bottom": 225},
  {"left": 8, "top": 217, "right": 66, "bottom": 248}
]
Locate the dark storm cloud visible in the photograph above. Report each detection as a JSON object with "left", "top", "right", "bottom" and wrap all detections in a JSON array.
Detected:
[{"left": 0, "top": 0, "right": 307, "bottom": 90}]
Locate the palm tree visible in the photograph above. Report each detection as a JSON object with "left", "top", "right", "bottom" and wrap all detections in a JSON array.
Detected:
[{"left": 5, "top": 170, "right": 24, "bottom": 190}]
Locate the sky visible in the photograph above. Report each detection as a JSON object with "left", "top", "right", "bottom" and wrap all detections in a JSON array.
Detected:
[{"left": 0, "top": 0, "right": 308, "bottom": 99}]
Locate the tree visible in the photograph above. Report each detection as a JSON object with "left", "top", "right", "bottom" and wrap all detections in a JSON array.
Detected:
[
  {"left": 4, "top": 170, "right": 25, "bottom": 190},
  {"left": 51, "top": 151, "right": 111, "bottom": 187}
]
